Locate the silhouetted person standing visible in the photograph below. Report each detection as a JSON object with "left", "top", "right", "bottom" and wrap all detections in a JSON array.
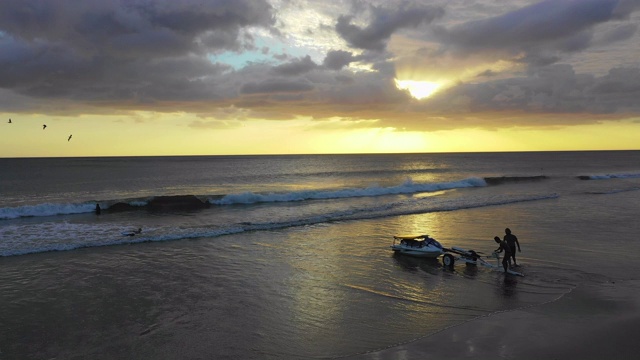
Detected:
[
  {"left": 493, "top": 236, "right": 511, "bottom": 273},
  {"left": 503, "top": 228, "right": 521, "bottom": 266},
  {"left": 95, "top": 204, "right": 101, "bottom": 215}
]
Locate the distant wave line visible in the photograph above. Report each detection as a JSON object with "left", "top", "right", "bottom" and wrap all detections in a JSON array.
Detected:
[
  {"left": 0, "top": 202, "right": 100, "bottom": 220},
  {"left": 211, "top": 177, "right": 486, "bottom": 205},
  {"left": 586, "top": 187, "right": 640, "bottom": 195},
  {"left": 256, "top": 166, "right": 452, "bottom": 179},
  {"left": 1, "top": 193, "right": 558, "bottom": 257},
  {"left": 0, "top": 175, "right": 556, "bottom": 220},
  {"left": 578, "top": 172, "right": 640, "bottom": 180},
  {"left": 483, "top": 175, "right": 547, "bottom": 185},
  {"left": 0, "top": 177, "right": 487, "bottom": 220}
]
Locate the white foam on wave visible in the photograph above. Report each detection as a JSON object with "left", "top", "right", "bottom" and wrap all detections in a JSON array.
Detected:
[
  {"left": 0, "top": 221, "right": 136, "bottom": 256},
  {"left": 0, "top": 200, "right": 150, "bottom": 220},
  {"left": 585, "top": 172, "right": 640, "bottom": 180},
  {"left": 587, "top": 187, "right": 640, "bottom": 195},
  {"left": 211, "top": 177, "right": 487, "bottom": 205},
  {"left": 0, "top": 221, "right": 246, "bottom": 257},
  {"left": 0, "top": 203, "right": 96, "bottom": 220},
  {"left": 0, "top": 178, "right": 487, "bottom": 220},
  {"left": 129, "top": 200, "right": 149, "bottom": 207},
  {"left": 1, "top": 191, "right": 557, "bottom": 257},
  {"left": 311, "top": 192, "right": 560, "bottom": 224}
]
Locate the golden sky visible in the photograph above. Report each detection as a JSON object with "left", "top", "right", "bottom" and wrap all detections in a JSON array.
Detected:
[{"left": 1, "top": 0, "right": 639, "bottom": 157}]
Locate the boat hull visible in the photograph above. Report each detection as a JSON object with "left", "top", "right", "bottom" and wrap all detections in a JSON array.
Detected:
[{"left": 390, "top": 245, "right": 444, "bottom": 258}]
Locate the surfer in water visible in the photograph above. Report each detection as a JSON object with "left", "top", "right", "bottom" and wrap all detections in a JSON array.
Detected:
[
  {"left": 123, "top": 228, "right": 142, "bottom": 236},
  {"left": 493, "top": 236, "right": 512, "bottom": 273},
  {"left": 503, "top": 228, "right": 521, "bottom": 266}
]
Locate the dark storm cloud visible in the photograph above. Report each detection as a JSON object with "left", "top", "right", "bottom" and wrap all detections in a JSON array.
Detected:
[
  {"left": 335, "top": 2, "right": 444, "bottom": 51},
  {"left": 0, "top": 0, "right": 275, "bottom": 56},
  {"left": 0, "top": 0, "right": 275, "bottom": 101},
  {"left": 590, "top": 67, "right": 640, "bottom": 98},
  {"left": 435, "top": 0, "right": 640, "bottom": 65},
  {"left": 240, "top": 79, "right": 314, "bottom": 95},
  {"left": 1, "top": 0, "right": 638, "bottom": 131},
  {"left": 612, "top": 0, "right": 640, "bottom": 16},
  {"left": 272, "top": 55, "right": 318, "bottom": 76},
  {"left": 323, "top": 50, "right": 356, "bottom": 70},
  {"left": 423, "top": 64, "right": 640, "bottom": 116},
  {"left": 595, "top": 23, "right": 638, "bottom": 44},
  {"left": 0, "top": 32, "right": 231, "bottom": 101}
]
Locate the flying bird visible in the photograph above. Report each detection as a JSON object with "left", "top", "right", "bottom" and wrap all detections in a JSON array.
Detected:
[
  {"left": 68, "top": 134, "right": 72, "bottom": 141},
  {"left": 42, "top": 124, "right": 47, "bottom": 130}
]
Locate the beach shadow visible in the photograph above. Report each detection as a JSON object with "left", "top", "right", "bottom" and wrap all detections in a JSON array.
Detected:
[
  {"left": 498, "top": 275, "right": 519, "bottom": 297},
  {"left": 462, "top": 264, "right": 480, "bottom": 278}
]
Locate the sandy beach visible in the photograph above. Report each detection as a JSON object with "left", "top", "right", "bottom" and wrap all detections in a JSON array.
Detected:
[{"left": 351, "top": 279, "right": 640, "bottom": 359}]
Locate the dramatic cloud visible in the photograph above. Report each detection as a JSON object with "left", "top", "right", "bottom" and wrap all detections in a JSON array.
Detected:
[
  {"left": 595, "top": 23, "right": 638, "bottom": 44},
  {"left": 0, "top": 0, "right": 274, "bottom": 100},
  {"left": 272, "top": 55, "right": 318, "bottom": 76},
  {"left": 335, "top": 2, "right": 445, "bottom": 51},
  {"left": 418, "top": 64, "right": 640, "bottom": 117},
  {"left": 434, "top": 0, "right": 640, "bottom": 66},
  {"left": 240, "top": 79, "right": 314, "bottom": 95},
  {"left": 0, "top": 0, "right": 639, "bottom": 134},
  {"left": 323, "top": 50, "right": 356, "bottom": 71},
  {"left": 0, "top": 0, "right": 275, "bottom": 55}
]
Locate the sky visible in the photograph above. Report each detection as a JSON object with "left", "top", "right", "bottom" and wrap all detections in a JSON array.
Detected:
[{"left": 1, "top": 0, "right": 639, "bottom": 157}]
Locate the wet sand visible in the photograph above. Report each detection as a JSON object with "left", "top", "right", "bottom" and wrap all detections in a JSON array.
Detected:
[{"left": 350, "top": 279, "right": 640, "bottom": 359}]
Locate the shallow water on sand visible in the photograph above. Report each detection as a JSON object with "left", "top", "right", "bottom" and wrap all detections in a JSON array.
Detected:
[{"left": 3, "top": 188, "right": 638, "bottom": 359}]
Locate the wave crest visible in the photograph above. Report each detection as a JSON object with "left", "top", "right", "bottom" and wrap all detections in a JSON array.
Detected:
[
  {"left": 0, "top": 203, "right": 96, "bottom": 220},
  {"left": 210, "top": 177, "right": 487, "bottom": 205},
  {"left": 578, "top": 172, "right": 640, "bottom": 180},
  {"left": 483, "top": 175, "right": 547, "bottom": 185},
  {"left": 0, "top": 177, "right": 521, "bottom": 220}
]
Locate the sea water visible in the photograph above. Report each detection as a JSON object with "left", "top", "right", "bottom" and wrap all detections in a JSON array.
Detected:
[{"left": 1, "top": 151, "right": 639, "bottom": 358}]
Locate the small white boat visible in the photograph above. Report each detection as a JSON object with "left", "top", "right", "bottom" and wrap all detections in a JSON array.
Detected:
[{"left": 390, "top": 234, "right": 445, "bottom": 258}]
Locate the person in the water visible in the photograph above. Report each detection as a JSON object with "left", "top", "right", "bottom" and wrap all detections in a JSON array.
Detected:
[
  {"left": 494, "top": 236, "right": 512, "bottom": 273},
  {"left": 503, "top": 228, "right": 521, "bottom": 266},
  {"left": 123, "top": 228, "right": 142, "bottom": 236}
]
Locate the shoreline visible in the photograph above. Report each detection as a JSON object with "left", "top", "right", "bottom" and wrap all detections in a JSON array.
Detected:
[{"left": 350, "top": 279, "right": 640, "bottom": 359}]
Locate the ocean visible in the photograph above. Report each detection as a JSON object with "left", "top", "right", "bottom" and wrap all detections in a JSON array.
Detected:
[{"left": 1, "top": 151, "right": 639, "bottom": 359}]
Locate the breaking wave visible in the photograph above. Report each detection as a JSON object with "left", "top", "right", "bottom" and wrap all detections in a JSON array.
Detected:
[
  {"left": 0, "top": 177, "right": 487, "bottom": 220},
  {"left": 578, "top": 172, "right": 640, "bottom": 180},
  {"left": 211, "top": 177, "right": 486, "bottom": 205},
  {"left": 0, "top": 192, "right": 558, "bottom": 257},
  {"left": 483, "top": 175, "right": 547, "bottom": 185}
]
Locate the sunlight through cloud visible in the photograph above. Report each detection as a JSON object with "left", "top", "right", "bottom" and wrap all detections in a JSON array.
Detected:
[{"left": 395, "top": 80, "right": 442, "bottom": 100}]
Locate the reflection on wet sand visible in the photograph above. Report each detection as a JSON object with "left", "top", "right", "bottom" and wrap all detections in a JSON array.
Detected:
[{"left": 392, "top": 252, "right": 442, "bottom": 275}]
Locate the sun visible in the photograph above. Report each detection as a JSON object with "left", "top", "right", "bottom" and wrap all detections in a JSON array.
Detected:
[{"left": 395, "top": 79, "right": 442, "bottom": 100}]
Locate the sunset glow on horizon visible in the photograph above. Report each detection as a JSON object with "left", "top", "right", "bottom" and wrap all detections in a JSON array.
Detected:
[{"left": 1, "top": 0, "right": 639, "bottom": 157}]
